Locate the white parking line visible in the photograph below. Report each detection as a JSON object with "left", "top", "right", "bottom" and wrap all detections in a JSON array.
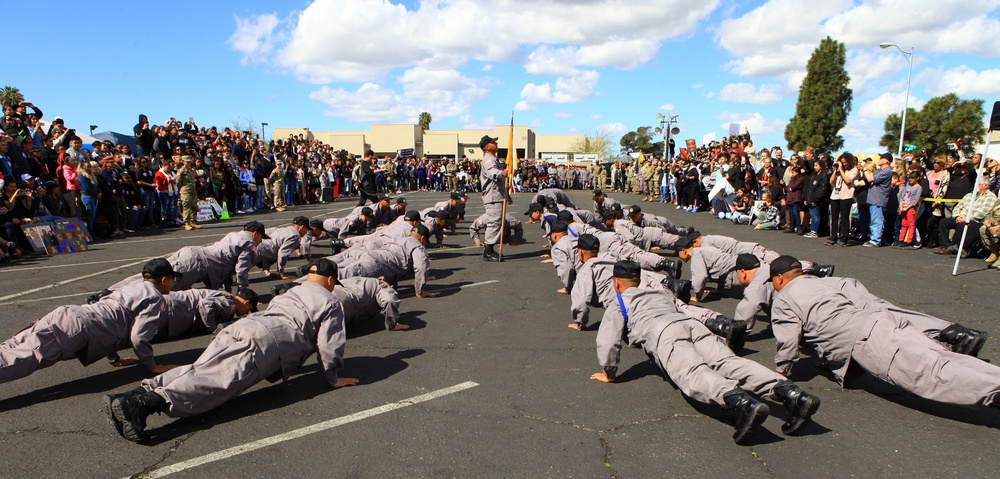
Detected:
[
  {"left": 0, "top": 291, "right": 98, "bottom": 305},
  {"left": 0, "top": 258, "right": 152, "bottom": 303},
  {"left": 1, "top": 257, "right": 151, "bottom": 272},
  {"left": 137, "top": 381, "right": 479, "bottom": 479}
]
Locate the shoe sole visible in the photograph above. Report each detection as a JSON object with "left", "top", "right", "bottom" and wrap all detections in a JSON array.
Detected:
[
  {"left": 110, "top": 398, "right": 150, "bottom": 444},
  {"left": 733, "top": 402, "right": 770, "bottom": 445},
  {"left": 782, "top": 395, "right": 820, "bottom": 435},
  {"left": 103, "top": 395, "right": 125, "bottom": 437}
]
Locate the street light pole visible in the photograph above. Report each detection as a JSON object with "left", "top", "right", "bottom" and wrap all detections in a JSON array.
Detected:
[
  {"left": 880, "top": 43, "right": 914, "bottom": 158},
  {"left": 655, "top": 113, "right": 678, "bottom": 161},
  {"left": 261, "top": 122, "right": 268, "bottom": 143}
]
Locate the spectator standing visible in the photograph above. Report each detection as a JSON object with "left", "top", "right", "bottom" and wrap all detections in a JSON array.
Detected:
[
  {"left": 826, "top": 153, "right": 857, "bottom": 246},
  {"left": 133, "top": 114, "right": 153, "bottom": 159},
  {"left": 784, "top": 167, "right": 805, "bottom": 234},
  {"left": 864, "top": 154, "right": 893, "bottom": 248},
  {"left": 59, "top": 155, "right": 82, "bottom": 218},
  {"left": 135, "top": 158, "right": 159, "bottom": 227},
  {"left": 78, "top": 161, "right": 100, "bottom": 233},
  {"left": 895, "top": 172, "right": 922, "bottom": 247},
  {"left": 804, "top": 160, "right": 831, "bottom": 238}
]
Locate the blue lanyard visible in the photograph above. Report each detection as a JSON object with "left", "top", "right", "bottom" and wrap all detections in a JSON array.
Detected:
[
  {"left": 568, "top": 225, "right": 578, "bottom": 238},
  {"left": 616, "top": 293, "right": 628, "bottom": 327}
]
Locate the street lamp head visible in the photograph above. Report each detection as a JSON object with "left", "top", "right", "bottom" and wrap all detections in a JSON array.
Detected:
[
  {"left": 654, "top": 127, "right": 663, "bottom": 136},
  {"left": 669, "top": 114, "right": 679, "bottom": 122},
  {"left": 879, "top": 42, "right": 893, "bottom": 49},
  {"left": 656, "top": 113, "right": 665, "bottom": 123}
]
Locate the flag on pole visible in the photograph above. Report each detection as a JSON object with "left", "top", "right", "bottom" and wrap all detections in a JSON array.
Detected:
[
  {"left": 636, "top": 151, "right": 645, "bottom": 174},
  {"left": 505, "top": 113, "right": 517, "bottom": 194}
]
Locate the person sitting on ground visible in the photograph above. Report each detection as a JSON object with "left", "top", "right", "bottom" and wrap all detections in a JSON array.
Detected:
[{"left": 934, "top": 177, "right": 998, "bottom": 257}]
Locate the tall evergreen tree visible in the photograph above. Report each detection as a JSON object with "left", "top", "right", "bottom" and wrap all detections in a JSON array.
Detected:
[{"left": 785, "top": 37, "right": 852, "bottom": 152}]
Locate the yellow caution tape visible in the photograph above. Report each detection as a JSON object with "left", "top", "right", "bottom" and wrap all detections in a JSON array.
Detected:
[{"left": 922, "top": 198, "right": 961, "bottom": 203}]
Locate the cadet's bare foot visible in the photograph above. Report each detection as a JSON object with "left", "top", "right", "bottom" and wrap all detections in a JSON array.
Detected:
[
  {"left": 331, "top": 377, "right": 359, "bottom": 388},
  {"left": 110, "top": 357, "right": 139, "bottom": 367},
  {"left": 556, "top": 288, "right": 567, "bottom": 294},
  {"left": 416, "top": 291, "right": 438, "bottom": 298},
  {"left": 590, "top": 372, "right": 614, "bottom": 383},
  {"left": 150, "top": 364, "right": 178, "bottom": 374},
  {"left": 567, "top": 323, "right": 580, "bottom": 330},
  {"left": 390, "top": 323, "right": 411, "bottom": 331}
]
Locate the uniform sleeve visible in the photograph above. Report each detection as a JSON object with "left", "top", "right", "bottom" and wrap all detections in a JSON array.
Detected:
[
  {"left": 198, "top": 294, "right": 235, "bottom": 333},
  {"left": 275, "top": 236, "right": 300, "bottom": 274},
  {"left": 130, "top": 296, "right": 165, "bottom": 371},
  {"left": 550, "top": 244, "right": 574, "bottom": 289},
  {"left": 315, "top": 300, "right": 347, "bottom": 384},
  {"left": 469, "top": 215, "right": 484, "bottom": 243},
  {"left": 300, "top": 232, "right": 316, "bottom": 257},
  {"left": 235, "top": 242, "right": 254, "bottom": 289},
  {"left": 569, "top": 265, "right": 594, "bottom": 328},
  {"left": 690, "top": 253, "right": 709, "bottom": 292},
  {"left": 410, "top": 246, "right": 430, "bottom": 295},
  {"left": 734, "top": 282, "right": 770, "bottom": 323},
  {"left": 770, "top": 295, "right": 804, "bottom": 375},
  {"left": 595, "top": 306, "right": 625, "bottom": 380},
  {"left": 374, "top": 282, "right": 401, "bottom": 330}
]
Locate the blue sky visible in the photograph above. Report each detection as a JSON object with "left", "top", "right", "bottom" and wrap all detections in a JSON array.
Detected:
[{"left": 6, "top": 0, "right": 1000, "bottom": 155}]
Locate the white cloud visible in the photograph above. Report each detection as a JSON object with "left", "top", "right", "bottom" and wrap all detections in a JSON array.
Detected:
[
  {"left": 846, "top": 50, "right": 904, "bottom": 96},
  {"left": 839, "top": 117, "right": 884, "bottom": 153},
  {"left": 919, "top": 65, "right": 1000, "bottom": 96},
  {"left": 597, "top": 122, "right": 628, "bottom": 137},
  {"left": 524, "top": 45, "right": 579, "bottom": 75},
  {"left": 715, "top": 112, "right": 786, "bottom": 135},
  {"left": 518, "top": 70, "right": 600, "bottom": 109},
  {"left": 659, "top": 103, "right": 675, "bottom": 111},
  {"left": 514, "top": 101, "right": 535, "bottom": 111},
  {"left": 717, "top": 83, "right": 784, "bottom": 104},
  {"left": 691, "top": 84, "right": 704, "bottom": 89},
  {"left": 228, "top": 13, "right": 281, "bottom": 64},
  {"left": 481, "top": 64, "right": 493, "bottom": 71},
  {"left": 858, "top": 92, "right": 926, "bottom": 120},
  {"left": 590, "top": 114, "right": 602, "bottom": 120},
  {"left": 553, "top": 112, "right": 572, "bottom": 119},
  {"left": 462, "top": 115, "right": 496, "bottom": 130}
]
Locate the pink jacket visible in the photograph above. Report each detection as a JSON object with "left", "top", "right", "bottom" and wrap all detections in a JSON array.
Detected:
[{"left": 61, "top": 164, "right": 80, "bottom": 191}]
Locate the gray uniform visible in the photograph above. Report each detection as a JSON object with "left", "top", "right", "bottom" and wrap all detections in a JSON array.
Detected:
[
  {"left": 771, "top": 275, "right": 1000, "bottom": 407},
  {"left": 335, "top": 236, "right": 431, "bottom": 295},
  {"left": 571, "top": 254, "right": 718, "bottom": 330},
  {"left": 255, "top": 226, "right": 302, "bottom": 275},
  {"left": 689, "top": 246, "right": 740, "bottom": 293},
  {"left": 550, "top": 234, "right": 580, "bottom": 290},
  {"left": 470, "top": 213, "right": 522, "bottom": 245},
  {"left": 140, "top": 281, "right": 347, "bottom": 417},
  {"left": 157, "top": 289, "right": 238, "bottom": 339},
  {"left": 480, "top": 152, "right": 510, "bottom": 245},
  {"left": 564, "top": 207, "right": 606, "bottom": 230},
  {"left": 596, "top": 287, "right": 784, "bottom": 406},
  {"left": 613, "top": 219, "right": 681, "bottom": 251},
  {"left": 1, "top": 282, "right": 165, "bottom": 383},
  {"left": 344, "top": 216, "right": 413, "bottom": 247},
  {"left": 109, "top": 231, "right": 257, "bottom": 291},
  {"left": 734, "top": 263, "right": 774, "bottom": 329},
  {"left": 533, "top": 189, "right": 577, "bottom": 209},
  {"left": 333, "top": 277, "right": 400, "bottom": 331},
  {"left": 432, "top": 200, "right": 460, "bottom": 233},
  {"left": 371, "top": 202, "right": 395, "bottom": 228},
  {"left": 594, "top": 196, "right": 618, "bottom": 216},
  {"left": 641, "top": 213, "right": 687, "bottom": 235}
]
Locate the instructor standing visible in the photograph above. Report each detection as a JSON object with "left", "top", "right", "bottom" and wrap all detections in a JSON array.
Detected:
[{"left": 479, "top": 135, "right": 511, "bottom": 262}]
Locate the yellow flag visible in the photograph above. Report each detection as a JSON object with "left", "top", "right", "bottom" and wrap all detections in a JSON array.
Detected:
[{"left": 505, "top": 115, "right": 517, "bottom": 193}]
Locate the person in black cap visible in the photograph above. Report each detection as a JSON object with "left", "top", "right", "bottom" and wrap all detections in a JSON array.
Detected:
[
  {"left": 371, "top": 194, "right": 396, "bottom": 228},
  {"left": 470, "top": 210, "right": 523, "bottom": 246},
  {"left": 612, "top": 205, "right": 685, "bottom": 251},
  {"left": 591, "top": 260, "right": 821, "bottom": 445},
  {"left": 156, "top": 288, "right": 259, "bottom": 340},
  {"left": 768, "top": 255, "right": 1000, "bottom": 411},
  {"left": 623, "top": 203, "right": 691, "bottom": 236},
  {"left": 322, "top": 225, "right": 438, "bottom": 298},
  {"left": 478, "top": 134, "right": 511, "bottom": 261},
  {"left": 356, "top": 150, "right": 381, "bottom": 206},
  {"left": 1, "top": 259, "right": 181, "bottom": 384},
  {"left": 533, "top": 188, "right": 577, "bottom": 210},
  {"left": 342, "top": 208, "right": 423, "bottom": 249},
  {"left": 303, "top": 209, "right": 373, "bottom": 256},
  {"left": 274, "top": 274, "right": 409, "bottom": 332},
  {"left": 524, "top": 202, "right": 559, "bottom": 238},
  {"left": 431, "top": 192, "right": 463, "bottom": 235},
  {"left": 104, "top": 257, "right": 358, "bottom": 444},
  {"left": 593, "top": 189, "right": 618, "bottom": 216},
  {"left": 254, "top": 216, "right": 311, "bottom": 279}
]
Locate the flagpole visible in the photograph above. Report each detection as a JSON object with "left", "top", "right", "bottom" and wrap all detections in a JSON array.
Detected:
[
  {"left": 952, "top": 129, "right": 994, "bottom": 275},
  {"left": 499, "top": 111, "right": 514, "bottom": 257}
]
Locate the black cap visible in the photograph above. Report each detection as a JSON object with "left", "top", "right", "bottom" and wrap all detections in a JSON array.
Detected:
[
  {"left": 235, "top": 288, "right": 260, "bottom": 312},
  {"left": 735, "top": 253, "right": 761, "bottom": 271},
  {"left": 396, "top": 197, "right": 408, "bottom": 205},
  {"left": 450, "top": 192, "right": 460, "bottom": 200},
  {"left": 308, "top": 258, "right": 339, "bottom": 278},
  {"left": 592, "top": 189, "right": 604, "bottom": 199},
  {"left": 686, "top": 230, "right": 702, "bottom": 241},
  {"left": 292, "top": 216, "right": 309, "bottom": 226},
  {"left": 360, "top": 207, "right": 374, "bottom": 216},
  {"left": 424, "top": 210, "right": 439, "bottom": 218},
  {"left": 309, "top": 219, "right": 324, "bottom": 229},
  {"left": 459, "top": 192, "right": 469, "bottom": 198},
  {"left": 765, "top": 255, "right": 803, "bottom": 282},
  {"left": 602, "top": 211, "right": 617, "bottom": 221},
  {"left": 609, "top": 203, "right": 622, "bottom": 212},
  {"left": 627, "top": 205, "right": 642, "bottom": 217},
  {"left": 377, "top": 194, "right": 390, "bottom": 202},
  {"left": 141, "top": 258, "right": 182, "bottom": 280},
  {"left": 879, "top": 152, "right": 893, "bottom": 161},
  {"left": 556, "top": 210, "right": 574, "bottom": 222},
  {"left": 404, "top": 210, "right": 421, "bottom": 221},
  {"left": 612, "top": 260, "right": 642, "bottom": 279},
  {"left": 411, "top": 224, "right": 430, "bottom": 237},
  {"left": 674, "top": 235, "right": 695, "bottom": 250},
  {"left": 479, "top": 135, "right": 498, "bottom": 149},
  {"left": 244, "top": 221, "right": 270, "bottom": 239},
  {"left": 545, "top": 199, "right": 557, "bottom": 209},
  {"left": 525, "top": 203, "right": 543, "bottom": 215},
  {"left": 578, "top": 234, "right": 600, "bottom": 251},
  {"left": 550, "top": 221, "right": 569, "bottom": 234}
]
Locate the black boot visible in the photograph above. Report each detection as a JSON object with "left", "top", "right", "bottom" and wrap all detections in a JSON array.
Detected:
[
  {"left": 102, "top": 387, "right": 149, "bottom": 437},
  {"left": 705, "top": 317, "right": 748, "bottom": 352},
  {"left": 662, "top": 278, "right": 692, "bottom": 304},
  {"left": 483, "top": 244, "right": 502, "bottom": 262},
  {"left": 723, "top": 388, "right": 769, "bottom": 445},
  {"left": 87, "top": 289, "right": 112, "bottom": 304},
  {"left": 272, "top": 282, "right": 300, "bottom": 296},
  {"left": 330, "top": 238, "right": 346, "bottom": 255},
  {"left": 938, "top": 323, "right": 988, "bottom": 357},
  {"left": 108, "top": 391, "right": 168, "bottom": 444},
  {"left": 772, "top": 380, "right": 821, "bottom": 435},
  {"left": 811, "top": 264, "right": 835, "bottom": 278},
  {"left": 655, "top": 258, "right": 682, "bottom": 279}
]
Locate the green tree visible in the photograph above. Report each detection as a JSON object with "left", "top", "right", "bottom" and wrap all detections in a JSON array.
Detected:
[
  {"left": 619, "top": 126, "right": 657, "bottom": 154},
  {"left": 418, "top": 111, "right": 432, "bottom": 131},
  {"left": 880, "top": 94, "right": 985, "bottom": 158},
  {"left": 0, "top": 86, "right": 24, "bottom": 108},
  {"left": 784, "top": 37, "right": 852, "bottom": 152}
]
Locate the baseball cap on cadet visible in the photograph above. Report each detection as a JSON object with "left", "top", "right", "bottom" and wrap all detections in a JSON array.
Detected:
[
  {"left": 550, "top": 221, "right": 569, "bottom": 234},
  {"left": 309, "top": 219, "right": 324, "bottom": 229},
  {"left": 686, "top": 230, "right": 702, "bottom": 241},
  {"left": 525, "top": 203, "right": 543, "bottom": 215},
  {"left": 612, "top": 260, "right": 642, "bottom": 279},
  {"left": 404, "top": 210, "right": 421, "bottom": 221},
  {"left": 735, "top": 253, "right": 761, "bottom": 271},
  {"left": 556, "top": 210, "right": 574, "bottom": 222},
  {"left": 377, "top": 194, "right": 390, "bottom": 202},
  {"left": 602, "top": 211, "right": 617, "bottom": 221},
  {"left": 308, "top": 258, "right": 338, "bottom": 278},
  {"left": 674, "top": 235, "right": 696, "bottom": 250},
  {"left": 396, "top": 197, "right": 407, "bottom": 205},
  {"left": 592, "top": 189, "right": 605, "bottom": 199},
  {"left": 765, "top": 255, "right": 803, "bottom": 282},
  {"left": 411, "top": 223, "right": 430, "bottom": 237},
  {"left": 609, "top": 203, "right": 623, "bottom": 213},
  {"left": 360, "top": 207, "right": 374, "bottom": 216},
  {"left": 578, "top": 234, "right": 600, "bottom": 251},
  {"left": 478, "top": 135, "right": 498, "bottom": 149},
  {"left": 627, "top": 205, "right": 642, "bottom": 217},
  {"left": 450, "top": 192, "right": 460, "bottom": 200},
  {"left": 292, "top": 216, "right": 309, "bottom": 226},
  {"left": 142, "top": 258, "right": 182, "bottom": 280},
  {"left": 244, "top": 221, "right": 270, "bottom": 239},
  {"left": 235, "top": 288, "right": 260, "bottom": 312}
]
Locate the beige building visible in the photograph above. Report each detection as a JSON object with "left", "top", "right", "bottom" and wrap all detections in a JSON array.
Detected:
[{"left": 271, "top": 124, "right": 588, "bottom": 161}]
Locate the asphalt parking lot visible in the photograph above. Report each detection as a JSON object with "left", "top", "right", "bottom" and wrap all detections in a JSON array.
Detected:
[{"left": 1, "top": 189, "right": 998, "bottom": 479}]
